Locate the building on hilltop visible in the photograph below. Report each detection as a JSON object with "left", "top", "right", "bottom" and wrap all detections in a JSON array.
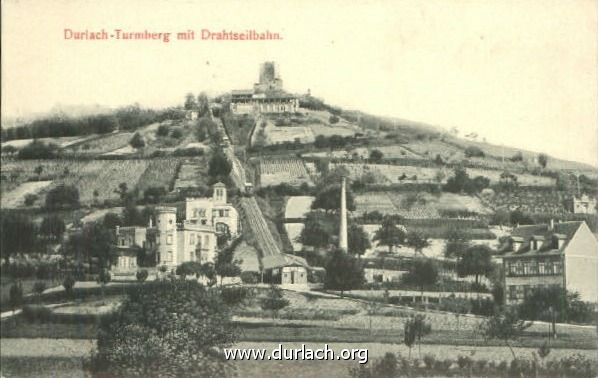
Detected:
[
  {"left": 501, "top": 220, "right": 598, "bottom": 304},
  {"left": 230, "top": 62, "right": 299, "bottom": 114},
  {"left": 112, "top": 183, "right": 239, "bottom": 275}
]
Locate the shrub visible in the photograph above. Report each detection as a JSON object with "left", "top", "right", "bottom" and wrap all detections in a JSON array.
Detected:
[
  {"left": 63, "top": 275, "right": 76, "bottom": 295},
  {"left": 457, "top": 355, "right": 473, "bottom": 369},
  {"left": 129, "top": 132, "right": 145, "bottom": 149},
  {"left": 329, "top": 115, "right": 339, "bottom": 124},
  {"left": 220, "top": 286, "right": 253, "bottom": 307},
  {"left": 45, "top": 184, "right": 80, "bottom": 210},
  {"left": 136, "top": 269, "right": 148, "bottom": 282},
  {"left": 170, "top": 128, "right": 183, "bottom": 138},
  {"left": 33, "top": 281, "right": 47, "bottom": 296},
  {"left": 9, "top": 282, "right": 23, "bottom": 310},
  {"left": 90, "top": 279, "right": 237, "bottom": 377},
  {"left": 423, "top": 354, "right": 436, "bottom": 369},
  {"left": 240, "top": 271, "right": 260, "bottom": 284},
  {"left": 156, "top": 124, "right": 170, "bottom": 137},
  {"left": 22, "top": 304, "right": 53, "bottom": 322},
  {"left": 24, "top": 194, "right": 38, "bottom": 206},
  {"left": 464, "top": 146, "right": 484, "bottom": 158}
]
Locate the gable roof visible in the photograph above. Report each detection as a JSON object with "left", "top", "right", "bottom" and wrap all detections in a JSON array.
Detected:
[{"left": 502, "top": 221, "right": 584, "bottom": 259}]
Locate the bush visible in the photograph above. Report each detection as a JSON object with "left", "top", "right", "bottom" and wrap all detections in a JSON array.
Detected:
[
  {"left": 240, "top": 271, "right": 260, "bottom": 284},
  {"left": 18, "top": 140, "right": 59, "bottom": 159},
  {"left": 45, "top": 184, "right": 80, "bottom": 210},
  {"left": 24, "top": 194, "right": 38, "bottom": 206},
  {"left": 63, "top": 275, "right": 76, "bottom": 295},
  {"left": 464, "top": 146, "right": 485, "bottom": 158},
  {"left": 22, "top": 305, "right": 53, "bottom": 322},
  {"left": 90, "top": 279, "right": 237, "bottom": 377},
  {"left": 170, "top": 128, "right": 183, "bottom": 138},
  {"left": 329, "top": 115, "right": 339, "bottom": 124},
  {"left": 423, "top": 354, "right": 436, "bottom": 369},
  {"left": 129, "top": 132, "right": 145, "bottom": 149},
  {"left": 156, "top": 124, "right": 170, "bottom": 137},
  {"left": 136, "top": 269, "right": 148, "bottom": 282},
  {"left": 33, "top": 281, "right": 47, "bottom": 296}
]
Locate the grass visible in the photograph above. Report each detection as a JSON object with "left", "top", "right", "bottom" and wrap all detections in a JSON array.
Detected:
[
  {"left": 0, "top": 357, "right": 87, "bottom": 378},
  {"left": 0, "top": 277, "right": 62, "bottom": 309}
]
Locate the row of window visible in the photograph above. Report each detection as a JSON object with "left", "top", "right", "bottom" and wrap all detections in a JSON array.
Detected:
[
  {"left": 191, "top": 208, "right": 231, "bottom": 218},
  {"left": 508, "top": 284, "right": 561, "bottom": 301},
  {"left": 506, "top": 260, "right": 562, "bottom": 276}
]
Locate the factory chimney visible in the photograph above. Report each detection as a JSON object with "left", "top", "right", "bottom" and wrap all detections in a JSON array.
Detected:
[{"left": 339, "top": 176, "right": 348, "bottom": 252}]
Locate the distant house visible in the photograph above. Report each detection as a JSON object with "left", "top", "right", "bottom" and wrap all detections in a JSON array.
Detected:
[{"left": 501, "top": 221, "right": 598, "bottom": 304}]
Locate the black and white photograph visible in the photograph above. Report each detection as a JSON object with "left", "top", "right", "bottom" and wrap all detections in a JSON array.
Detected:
[{"left": 1, "top": 0, "right": 597, "bottom": 377}]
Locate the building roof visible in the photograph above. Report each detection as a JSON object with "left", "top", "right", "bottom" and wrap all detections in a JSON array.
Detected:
[
  {"left": 261, "top": 253, "right": 310, "bottom": 270},
  {"left": 502, "top": 221, "right": 584, "bottom": 259}
]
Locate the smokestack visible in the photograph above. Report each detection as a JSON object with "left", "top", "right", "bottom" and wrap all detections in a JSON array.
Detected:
[{"left": 339, "top": 176, "right": 348, "bottom": 252}]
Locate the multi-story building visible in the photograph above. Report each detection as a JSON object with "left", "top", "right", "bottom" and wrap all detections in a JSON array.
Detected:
[
  {"left": 570, "top": 194, "right": 597, "bottom": 214},
  {"left": 230, "top": 62, "right": 299, "bottom": 115},
  {"left": 502, "top": 221, "right": 598, "bottom": 304},
  {"left": 112, "top": 183, "right": 239, "bottom": 274}
]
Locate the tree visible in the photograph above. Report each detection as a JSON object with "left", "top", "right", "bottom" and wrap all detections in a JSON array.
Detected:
[
  {"left": 444, "top": 225, "right": 470, "bottom": 259},
  {"left": 63, "top": 275, "right": 76, "bottom": 296},
  {"left": 157, "top": 124, "right": 170, "bottom": 137},
  {"left": 82, "top": 222, "right": 116, "bottom": 273},
  {"left": 18, "top": 140, "right": 59, "bottom": 159},
  {"left": 114, "top": 182, "right": 129, "bottom": 202},
  {"left": 369, "top": 149, "right": 384, "bottom": 162},
  {"left": 98, "top": 268, "right": 111, "bottom": 304},
  {"left": 406, "top": 231, "right": 430, "bottom": 257},
  {"left": 91, "top": 279, "right": 236, "bottom": 377},
  {"left": 34, "top": 165, "right": 43, "bottom": 181},
  {"left": 402, "top": 258, "right": 438, "bottom": 304},
  {"left": 456, "top": 245, "right": 494, "bottom": 285},
  {"left": 311, "top": 185, "right": 356, "bottom": 213},
  {"left": 324, "top": 248, "right": 365, "bottom": 296},
  {"left": 260, "top": 285, "right": 290, "bottom": 318},
  {"left": 39, "top": 214, "right": 66, "bottom": 242},
  {"left": 297, "top": 212, "right": 332, "bottom": 251},
  {"left": 197, "top": 92, "right": 210, "bottom": 116},
  {"left": 45, "top": 184, "right": 80, "bottom": 209},
  {"left": 404, "top": 315, "right": 432, "bottom": 359},
  {"left": 208, "top": 150, "right": 232, "bottom": 180},
  {"left": 215, "top": 243, "right": 241, "bottom": 286},
  {"left": 481, "top": 307, "right": 532, "bottom": 359},
  {"left": 9, "top": 282, "right": 23, "bottom": 314},
  {"left": 373, "top": 217, "right": 407, "bottom": 254},
  {"left": 184, "top": 92, "right": 197, "bottom": 110},
  {"left": 33, "top": 281, "right": 47, "bottom": 303},
  {"left": 347, "top": 223, "right": 371, "bottom": 258},
  {"left": 136, "top": 269, "right": 149, "bottom": 282},
  {"left": 103, "top": 212, "right": 123, "bottom": 230},
  {"left": 1, "top": 214, "right": 37, "bottom": 264},
  {"left": 176, "top": 261, "right": 203, "bottom": 278},
  {"left": 538, "top": 153, "right": 548, "bottom": 169},
  {"left": 129, "top": 132, "right": 145, "bottom": 149},
  {"left": 518, "top": 287, "right": 592, "bottom": 338}
]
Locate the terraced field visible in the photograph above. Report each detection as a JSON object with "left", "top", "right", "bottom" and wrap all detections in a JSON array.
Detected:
[
  {"left": 259, "top": 159, "right": 313, "bottom": 187},
  {"left": 173, "top": 158, "right": 208, "bottom": 190},
  {"left": 65, "top": 132, "right": 133, "bottom": 155},
  {"left": 1, "top": 180, "right": 52, "bottom": 208},
  {"left": 135, "top": 158, "right": 182, "bottom": 193}
]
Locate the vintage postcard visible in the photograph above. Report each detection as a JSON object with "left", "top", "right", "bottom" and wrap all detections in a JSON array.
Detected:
[{"left": 1, "top": 0, "right": 597, "bottom": 377}]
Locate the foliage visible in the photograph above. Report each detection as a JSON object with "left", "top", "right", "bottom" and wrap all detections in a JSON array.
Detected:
[
  {"left": 443, "top": 166, "right": 489, "bottom": 195},
  {"left": 17, "top": 140, "right": 60, "bottom": 159},
  {"left": 297, "top": 211, "right": 333, "bottom": 250},
  {"left": 369, "top": 149, "right": 384, "bottom": 162},
  {"left": 129, "top": 132, "right": 146, "bottom": 149},
  {"left": 136, "top": 270, "right": 149, "bottom": 282},
  {"left": 405, "top": 231, "right": 430, "bottom": 256},
  {"left": 260, "top": 285, "right": 290, "bottom": 318},
  {"left": 464, "top": 146, "right": 485, "bottom": 158},
  {"left": 9, "top": 281, "right": 23, "bottom": 311},
  {"left": 91, "top": 279, "right": 237, "bottom": 377},
  {"left": 33, "top": 281, "right": 47, "bottom": 297},
  {"left": 518, "top": 287, "right": 594, "bottom": 324},
  {"left": 324, "top": 248, "right": 365, "bottom": 295},
  {"left": 1, "top": 214, "right": 37, "bottom": 262},
  {"left": 401, "top": 258, "right": 438, "bottom": 298},
  {"left": 373, "top": 216, "right": 407, "bottom": 254},
  {"left": 39, "top": 214, "right": 66, "bottom": 242},
  {"left": 481, "top": 307, "right": 532, "bottom": 359},
  {"left": 404, "top": 315, "right": 432, "bottom": 358},
  {"left": 443, "top": 225, "right": 471, "bottom": 258},
  {"left": 208, "top": 149, "right": 232, "bottom": 180},
  {"left": 45, "top": 184, "right": 80, "bottom": 209},
  {"left": 538, "top": 153, "right": 548, "bottom": 168},
  {"left": 456, "top": 245, "right": 494, "bottom": 284},
  {"left": 329, "top": 115, "right": 340, "bottom": 124},
  {"left": 311, "top": 185, "right": 356, "bottom": 213},
  {"left": 348, "top": 223, "right": 371, "bottom": 257},
  {"left": 63, "top": 275, "right": 76, "bottom": 295}
]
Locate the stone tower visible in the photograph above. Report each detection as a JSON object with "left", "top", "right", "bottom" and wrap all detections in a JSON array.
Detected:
[
  {"left": 156, "top": 206, "right": 177, "bottom": 267},
  {"left": 339, "top": 176, "right": 348, "bottom": 251}
]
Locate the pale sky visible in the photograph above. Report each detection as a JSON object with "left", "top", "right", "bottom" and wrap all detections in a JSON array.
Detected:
[{"left": 2, "top": 0, "right": 597, "bottom": 166}]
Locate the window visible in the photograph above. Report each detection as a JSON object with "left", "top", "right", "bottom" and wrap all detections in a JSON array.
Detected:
[
  {"left": 508, "top": 285, "right": 517, "bottom": 300},
  {"left": 553, "top": 261, "right": 562, "bottom": 274},
  {"left": 515, "top": 285, "right": 524, "bottom": 300},
  {"left": 190, "top": 234, "right": 195, "bottom": 245},
  {"left": 167, "top": 235, "right": 173, "bottom": 245},
  {"left": 204, "top": 235, "right": 210, "bottom": 248},
  {"left": 538, "top": 261, "right": 546, "bottom": 275}
]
